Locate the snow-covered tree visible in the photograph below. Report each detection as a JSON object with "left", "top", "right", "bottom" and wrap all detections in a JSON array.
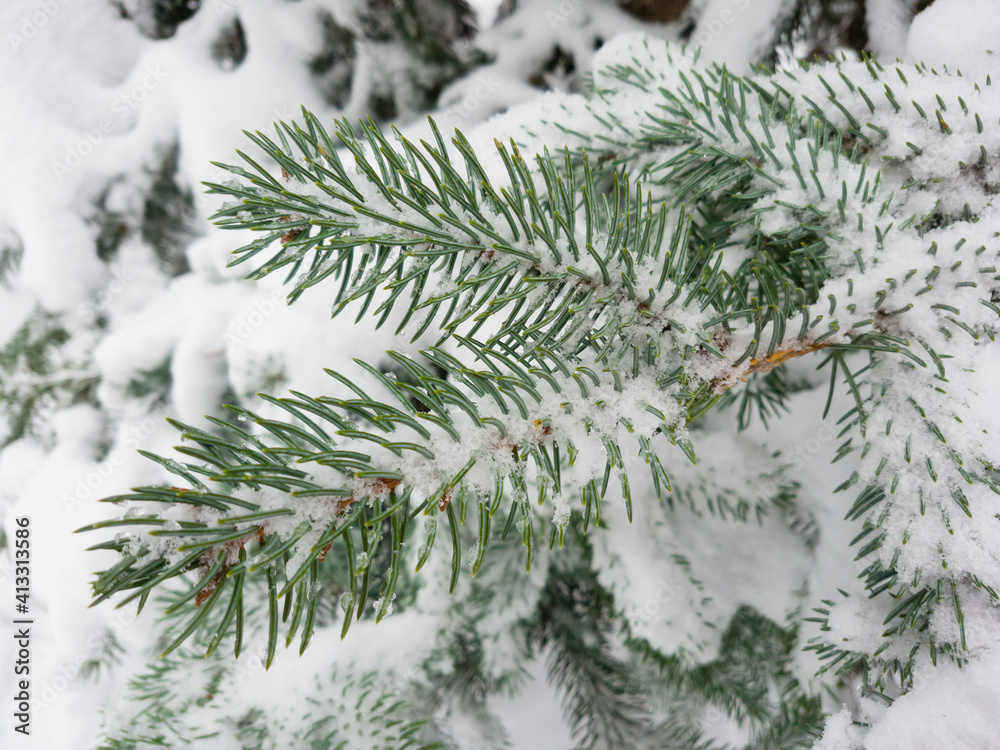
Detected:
[{"left": 2, "top": 1, "right": 999, "bottom": 748}]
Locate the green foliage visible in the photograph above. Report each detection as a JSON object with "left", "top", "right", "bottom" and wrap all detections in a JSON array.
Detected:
[
  {"left": 0, "top": 228, "right": 22, "bottom": 288},
  {"left": 141, "top": 143, "right": 197, "bottom": 277},
  {"left": 80, "top": 628, "right": 126, "bottom": 682},
  {"left": 763, "top": 0, "right": 869, "bottom": 65},
  {"left": 83, "top": 108, "right": 752, "bottom": 661},
  {"left": 92, "top": 142, "right": 195, "bottom": 275},
  {"left": 525, "top": 529, "right": 823, "bottom": 750},
  {"left": 359, "top": 0, "right": 476, "bottom": 117},
  {"left": 84, "top": 34, "right": 1000, "bottom": 747},
  {"left": 100, "top": 647, "right": 441, "bottom": 749},
  {"left": 0, "top": 313, "right": 96, "bottom": 447},
  {"left": 562, "top": 44, "right": 1000, "bottom": 694},
  {"left": 534, "top": 542, "right": 668, "bottom": 749},
  {"left": 124, "top": 356, "right": 173, "bottom": 404}
]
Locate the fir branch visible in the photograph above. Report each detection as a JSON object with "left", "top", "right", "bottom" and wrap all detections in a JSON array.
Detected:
[
  {"left": 85, "top": 40, "right": 1000, "bottom": 700},
  {"left": 533, "top": 546, "right": 660, "bottom": 750}
]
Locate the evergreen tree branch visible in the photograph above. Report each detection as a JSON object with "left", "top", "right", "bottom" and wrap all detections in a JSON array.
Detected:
[{"left": 84, "top": 40, "right": 1000, "bottom": 694}]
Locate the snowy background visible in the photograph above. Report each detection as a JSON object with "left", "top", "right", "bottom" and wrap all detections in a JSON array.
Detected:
[{"left": 0, "top": 1, "right": 998, "bottom": 748}]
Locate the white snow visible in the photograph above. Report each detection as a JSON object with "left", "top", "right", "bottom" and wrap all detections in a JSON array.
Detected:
[
  {"left": 3, "top": 1, "right": 1000, "bottom": 748},
  {"left": 906, "top": 0, "right": 1000, "bottom": 76}
]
